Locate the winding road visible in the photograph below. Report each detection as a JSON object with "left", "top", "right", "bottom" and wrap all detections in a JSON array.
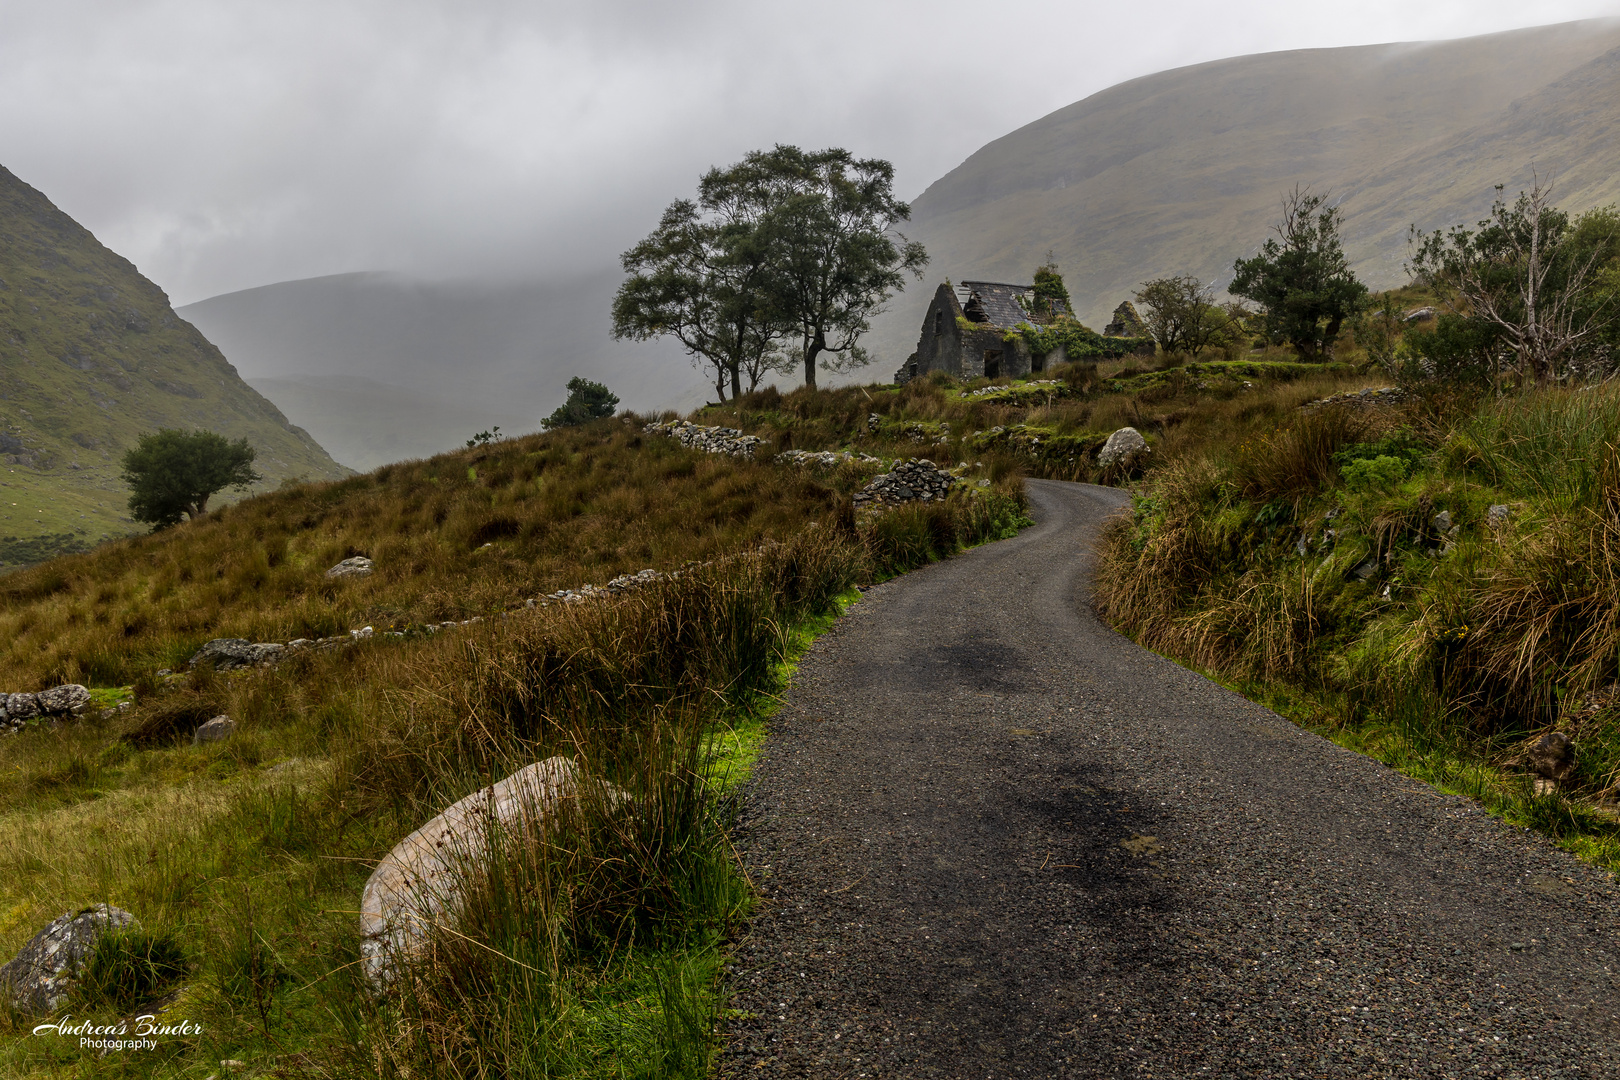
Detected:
[{"left": 724, "top": 480, "right": 1619, "bottom": 1079}]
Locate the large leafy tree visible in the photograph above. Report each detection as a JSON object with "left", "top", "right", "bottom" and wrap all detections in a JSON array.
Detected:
[
  {"left": 612, "top": 164, "right": 785, "bottom": 401},
  {"left": 121, "top": 429, "right": 260, "bottom": 528},
  {"left": 1407, "top": 179, "right": 1620, "bottom": 385},
  {"left": 756, "top": 147, "right": 929, "bottom": 390},
  {"left": 1231, "top": 187, "right": 1368, "bottom": 360}
]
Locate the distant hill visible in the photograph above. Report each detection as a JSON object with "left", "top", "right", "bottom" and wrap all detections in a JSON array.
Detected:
[
  {"left": 867, "top": 19, "right": 1620, "bottom": 359},
  {"left": 179, "top": 270, "right": 712, "bottom": 469},
  {"left": 175, "top": 20, "right": 1620, "bottom": 445},
  {"left": 0, "top": 163, "right": 349, "bottom": 568},
  {"left": 244, "top": 375, "right": 533, "bottom": 472}
]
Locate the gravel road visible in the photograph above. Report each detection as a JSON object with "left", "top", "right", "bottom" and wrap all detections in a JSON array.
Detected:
[{"left": 722, "top": 479, "right": 1620, "bottom": 1079}]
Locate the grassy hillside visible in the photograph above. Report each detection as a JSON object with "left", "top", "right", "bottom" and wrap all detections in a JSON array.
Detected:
[
  {"left": 867, "top": 19, "right": 1620, "bottom": 360},
  {"left": 1095, "top": 378, "right": 1620, "bottom": 873},
  {"left": 0, "top": 164, "right": 350, "bottom": 570},
  {"left": 0, "top": 409, "right": 1035, "bottom": 1077}
]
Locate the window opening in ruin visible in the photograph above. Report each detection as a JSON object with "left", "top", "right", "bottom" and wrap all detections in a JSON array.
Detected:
[
  {"left": 984, "top": 349, "right": 1002, "bottom": 379},
  {"left": 1032, "top": 351, "right": 1045, "bottom": 373},
  {"left": 933, "top": 309, "right": 942, "bottom": 336}
]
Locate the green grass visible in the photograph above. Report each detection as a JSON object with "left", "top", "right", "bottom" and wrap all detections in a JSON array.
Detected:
[{"left": 1097, "top": 370, "right": 1620, "bottom": 873}]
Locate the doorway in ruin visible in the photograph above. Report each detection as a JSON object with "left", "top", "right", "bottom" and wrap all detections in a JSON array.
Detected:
[{"left": 984, "top": 348, "right": 1002, "bottom": 379}]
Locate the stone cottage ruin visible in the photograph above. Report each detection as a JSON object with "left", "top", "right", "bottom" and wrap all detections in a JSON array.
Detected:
[{"left": 894, "top": 281, "right": 1066, "bottom": 385}]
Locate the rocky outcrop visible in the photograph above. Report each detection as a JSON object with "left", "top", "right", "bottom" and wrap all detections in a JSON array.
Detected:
[
  {"left": 1, "top": 684, "right": 94, "bottom": 732},
  {"left": 777, "top": 449, "right": 883, "bottom": 468},
  {"left": 1300, "top": 387, "right": 1410, "bottom": 412},
  {"left": 540, "top": 567, "right": 672, "bottom": 605},
  {"left": 0, "top": 904, "right": 137, "bottom": 1014},
  {"left": 188, "top": 638, "right": 286, "bottom": 671},
  {"left": 644, "top": 420, "right": 766, "bottom": 459},
  {"left": 359, "top": 757, "right": 627, "bottom": 987},
  {"left": 1097, "top": 427, "right": 1149, "bottom": 470},
  {"left": 853, "top": 459, "right": 956, "bottom": 509},
  {"left": 1527, "top": 732, "right": 1576, "bottom": 795},
  {"left": 326, "top": 556, "right": 374, "bottom": 578},
  {"left": 963, "top": 379, "right": 1067, "bottom": 400}
]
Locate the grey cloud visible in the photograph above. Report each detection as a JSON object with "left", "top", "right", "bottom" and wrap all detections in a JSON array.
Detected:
[{"left": 3, "top": 0, "right": 1618, "bottom": 303}]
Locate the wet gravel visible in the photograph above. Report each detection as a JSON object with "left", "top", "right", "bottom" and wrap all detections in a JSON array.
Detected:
[{"left": 722, "top": 479, "right": 1620, "bottom": 1079}]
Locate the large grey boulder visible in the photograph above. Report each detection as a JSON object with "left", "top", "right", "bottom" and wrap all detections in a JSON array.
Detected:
[
  {"left": 0, "top": 904, "right": 137, "bottom": 1014},
  {"left": 36, "top": 684, "right": 91, "bottom": 715},
  {"left": 188, "top": 638, "right": 284, "bottom": 671},
  {"left": 326, "top": 556, "right": 374, "bottom": 578},
  {"left": 1098, "top": 427, "right": 1149, "bottom": 470},
  {"left": 359, "top": 757, "right": 627, "bottom": 987}
]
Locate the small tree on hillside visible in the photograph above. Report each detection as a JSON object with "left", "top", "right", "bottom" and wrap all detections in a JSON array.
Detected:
[
  {"left": 542, "top": 378, "right": 620, "bottom": 429},
  {"left": 1231, "top": 187, "right": 1368, "bottom": 360},
  {"left": 1406, "top": 178, "right": 1620, "bottom": 385},
  {"left": 122, "top": 429, "right": 260, "bottom": 528},
  {"left": 1135, "top": 275, "right": 1223, "bottom": 358}
]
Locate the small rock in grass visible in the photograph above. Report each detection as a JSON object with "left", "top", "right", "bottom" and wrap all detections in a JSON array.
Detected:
[
  {"left": 1528, "top": 732, "right": 1575, "bottom": 794},
  {"left": 325, "top": 556, "right": 374, "bottom": 578},
  {"left": 194, "top": 715, "right": 234, "bottom": 744},
  {"left": 1487, "top": 504, "right": 1511, "bottom": 528}
]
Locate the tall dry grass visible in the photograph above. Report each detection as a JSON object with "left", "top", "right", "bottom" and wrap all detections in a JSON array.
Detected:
[{"left": 1096, "top": 378, "right": 1620, "bottom": 870}]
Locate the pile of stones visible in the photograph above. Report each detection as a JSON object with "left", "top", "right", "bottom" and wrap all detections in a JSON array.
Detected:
[
  {"left": 776, "top": 449, "right": 883, "bottom": 468},
  {"left": 644, "top": 420, "right": 766, "bottom": 459},
  {"left": 963, "top": 379, "right": 1066, "bottom": 399},
  {"left": 1301, "top": 387, "right": 1410, "bottom": 412},
  {"left": 539, "top": 567, "right": 670, "bottom": 605},
  {"left": 1, "top": 684, "right": 93, "bottom": 732},
  {"left": 853, "top": 459, "right": 956, "bottom": 509}
]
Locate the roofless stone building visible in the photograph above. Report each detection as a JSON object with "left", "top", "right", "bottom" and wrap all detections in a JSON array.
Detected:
[{"left": 894, "top": 281, "right": 1067, "bottom": 385}]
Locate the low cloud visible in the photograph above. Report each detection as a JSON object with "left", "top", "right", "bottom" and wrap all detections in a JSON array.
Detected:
[{"left": 4, "top": 0, "right": 1617, "bottom": 303}]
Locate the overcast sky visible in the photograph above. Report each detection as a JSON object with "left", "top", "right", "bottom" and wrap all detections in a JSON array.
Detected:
[{"left": 4, "top": 0, "right": 1620, "bottom": 306}]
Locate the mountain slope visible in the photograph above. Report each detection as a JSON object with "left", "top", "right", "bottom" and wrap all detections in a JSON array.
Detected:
[
  {"left": 868, "top": 18, "right": 1620, "bottom": 357},
  {"left": 244, "top": 375, "right": 533, "bottom": 472},
  {"left": 0, "top": 164, "right": 349, "bottom": 566},
  {"left": 179, "top": 270, "right": 710, "bottom": 469}
]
